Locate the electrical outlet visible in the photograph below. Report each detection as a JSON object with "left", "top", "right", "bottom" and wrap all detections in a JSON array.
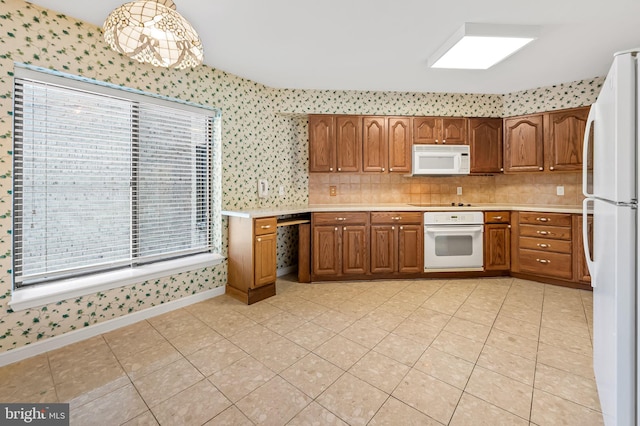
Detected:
[
  {"left": 329, "top": 186, "right": 337, "bottom": 196},
  {"left": 456, "top": 186, "right": 463, "bottom": 195},
  {"left": 278, "top": 185, "right": 285, "bottom": 196},
  {"left": 557, "top": 185, "right": 565, "bottom": 196}
]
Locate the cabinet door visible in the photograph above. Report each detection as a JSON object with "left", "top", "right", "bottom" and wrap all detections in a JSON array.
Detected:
[
  {"left": 308, "top": 115, "right": 335, "bottom": 172},
  {"left": 574, "top": 214, "right": 593, "bottom": 284},
  {"left": 503, "top": 114, "right": 544, "bottom": 172},
  {"left": 312, "top": 225, "right": 340, "bottom": 277},
  {"left": 484, "top": 224, "right": 510, "bottom": 270},
  {"left": 388, "top": 117, "right": 412, "bottom": 173},
  {"left": 545, "top": 107, "right": 589, "bottom": 172},
  {"left": 363, "top": 117, "right": 387, "bottom": 172},
  {"left": 342, "top": 225, "right": 368, "bottom": 275},
  {"left": 254, "top": 233, "right": 277, "bottom": 287},
  {"left": 335, "top": 116, "right": 361, "bottom": 172},
  {"left": 371, "top": 225, "right": 395, "bottom": 274},
  {"left": 398, "top": 224, "right": 423, "bottom": 274},
  {"left": 468, "top": 118, "right": 503, "bottom": 173},
  {"left": 440, "top": 118, "right": 467, "bottom": 144},
  {"left": 413, "top": 117, "right": 439, "bottom": 144}
]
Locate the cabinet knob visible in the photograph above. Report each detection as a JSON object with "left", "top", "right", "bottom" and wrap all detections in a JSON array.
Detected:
[
  {"left": 442, "top": 139, "right": 446, "bottom": 144},
  {"left": 550, "top": 166, "right": 555, "bottom": 171},
  {"left": 334, "top": 227, "right": 338, "bottom": 231},
  {"left": 389, "top": 168, "right": 393, "bottom": 172},
  {"left": 507, "top": 225, "right": 511, "bottom": 229},
  {"left": 435, "top": 139, "right": 439, "bottom": 143},
  {"left": 392, "top": 226, "right": 395, "bottom": 230},
  {"left": 500, "top": 168, "right": 504, "bottom": 172},
  {"left": 536, "top": 259, "right": 551, "bottom": 264},
  {"left": 329, "top": 167, "right": 334, "bottom": 171},
  {"left": 381, "top": 167, "right": 385, "bottom": 172},
  {"left": 400, "top": 226, "right": 404, "bottom": 230},
  {"left": 536, "top": 217, "right": 550, "bottom": 222},
  {"left": 538, "top": 167, "right": 544, "bottom": 171},
  {"left": 343, "top": 227, "right": 346, "bottom": 231},
  {"left": 257, "top": 237, "right": 261, "bottom": 242},
  {"left": 337, "top": 167, "right": 341, "bottom": 171}
]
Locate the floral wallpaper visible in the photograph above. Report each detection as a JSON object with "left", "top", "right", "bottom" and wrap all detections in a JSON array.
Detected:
[{"left": 0, "top": 0, "right": 603, "bottom": 355}]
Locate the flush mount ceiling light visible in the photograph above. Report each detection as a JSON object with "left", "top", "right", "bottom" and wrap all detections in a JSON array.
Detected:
[
  {"left": 103, "top": 0, "right": 203, "bottom": 69},
  {"left": 428, "top": 23, "right": 540, "bottom": 70}
]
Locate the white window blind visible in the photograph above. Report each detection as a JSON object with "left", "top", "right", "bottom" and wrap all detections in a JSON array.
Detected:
[{"left": 13, "top": 69, "right": 215, "bottom": 287}]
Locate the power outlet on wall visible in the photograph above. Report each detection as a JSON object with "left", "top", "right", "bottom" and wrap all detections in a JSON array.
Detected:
[
  {"left": 456, "top": 187, "right": 463, "bottom": 195},
  {"left": 557, "top": 185, "right": 565, "bottom": 196},
  {"left": 329, "top": 186, "right": 337, "bottom": 196}
]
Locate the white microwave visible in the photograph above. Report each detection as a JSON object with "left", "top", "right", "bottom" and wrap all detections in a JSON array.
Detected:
[{"left": 412, "top": 144, "right": 470, "bottom": 175}]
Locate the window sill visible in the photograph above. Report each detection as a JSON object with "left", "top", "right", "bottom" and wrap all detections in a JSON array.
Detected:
[{"left": 10, "top": 253, "right": 225, "bottom": 311}]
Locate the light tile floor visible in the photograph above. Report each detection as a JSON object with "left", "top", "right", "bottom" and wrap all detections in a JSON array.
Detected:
[{"left": 0, "top": 276, "right": 603, "bottom": 425}]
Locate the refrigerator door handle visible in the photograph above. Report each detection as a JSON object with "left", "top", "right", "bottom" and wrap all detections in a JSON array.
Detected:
[
  {"left": 582, "top": 105, "right": 596, "bottom": 197},
  {"left": 582, "top": 198, "right": 595, "bottom": 287}
]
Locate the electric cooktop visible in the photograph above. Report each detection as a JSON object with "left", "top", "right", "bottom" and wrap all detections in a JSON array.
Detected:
[{"left": 408, "top": 202, "right": 473, "bottom": 207}]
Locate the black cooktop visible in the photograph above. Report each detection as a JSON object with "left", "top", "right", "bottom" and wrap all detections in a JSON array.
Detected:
[{"left": 409, "top": 202, "right": 473, "bottom": 207}]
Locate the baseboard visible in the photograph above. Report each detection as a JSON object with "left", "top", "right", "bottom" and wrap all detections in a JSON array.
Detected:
[
  {"left": 277, "top": 265, "right": 297, "bottom": 277},
  {"left": 0, "top": 286, "right": 226, "bottom": 367}
]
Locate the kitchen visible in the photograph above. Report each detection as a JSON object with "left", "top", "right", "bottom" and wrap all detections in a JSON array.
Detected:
[{"left": 0, "top": 0, "right": 638, "bottom": 425}]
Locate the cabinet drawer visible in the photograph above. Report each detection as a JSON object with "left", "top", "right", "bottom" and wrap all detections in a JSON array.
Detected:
[
  {"left": 254, "top": 217, "right": 277, "bottom": 235},
  {"left": 484, "top": 211, "right": 510, "bottom": 224},
  {"left": 519, "top": 212, "right": 572, "bottom": 227},
  {"left": 371, "top": 212, "right": 422, "bottom": 224},
  {"left": 313, "top": 212, "right": 369, "bottom": 225},
  {"left": 519, "top": 236, "right": 571, "bottom": 254},
  {"left": 518, "top": 248, "right": 573, "bottom": 280},
  {"left": 519, "top": 224, "right": 571, "bottom": 240}
]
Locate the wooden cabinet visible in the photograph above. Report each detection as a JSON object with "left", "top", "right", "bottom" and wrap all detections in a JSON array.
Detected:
[
  {"left": 573, "top": 214, "right": 593, "bottom": 284},
  {"left": 309, "top": 115, "right": 361, "bottom": 172},
  {"left": 503, "top": 114, "right": 544, "bottom": 172},
  {"left": 413, "top": 117, "right": 467, "bottom": 144},
  {"left": 468, "top": 118, "right": 503, "bottom": 174},
  {"left": 312, "top": 212, "right": 369, "bottom": 280},
  {"left": 370, "top": 212, "right": 423, "bottom": 275},
  {"left": 503, "top": 106, "right": 590, "bottom": 173},
  {"left": 361, "top": 116, "right": 412, "bottom": 173},
  {"left": 545, "top": 107, "right": 590, "bottom": 172},
  {"left": 484, "top": 211, "right": 510, "bottom": 271},
  {"left": 228, "top": 216, "right": 278, "bottom": 304},
  {"left": 512, "top": 211, "right": 573, "bottom": 281}
]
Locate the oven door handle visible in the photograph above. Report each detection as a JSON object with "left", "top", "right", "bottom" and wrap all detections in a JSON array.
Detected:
[{"left": 424, "top": 225, "right": 483, "bottom": 233}]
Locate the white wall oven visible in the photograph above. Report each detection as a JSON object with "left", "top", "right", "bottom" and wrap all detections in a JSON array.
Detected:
[{"left": 424, "top": 211, "right": 484, "bottom": 271}]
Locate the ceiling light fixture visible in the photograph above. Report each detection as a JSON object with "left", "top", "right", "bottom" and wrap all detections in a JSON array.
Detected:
[
  {"left": 103, "top": 0, "right": 203, "bottom": 69},
  {"left": 428, "top": 23, "right": 540, "bottom": 70}
]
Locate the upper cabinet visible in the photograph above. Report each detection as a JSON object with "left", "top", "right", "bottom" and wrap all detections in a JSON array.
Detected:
[
  {"left": 413, "top": 117, "right": 467, "bottom": 145},
  {"left": 468, "top": 118, "right": 503, "bottom": 174},
  {"left": 309, "top": 115, "right": 361, "bottom": 172},
  {"left": 544, "top": 107, "right": 590, "bottom": 172},
  {"left": 362, "top": 116, "right": 412, "bottom": 173},
  {"left": 503, "top": 106, "right": 590, "bottom": 173}
]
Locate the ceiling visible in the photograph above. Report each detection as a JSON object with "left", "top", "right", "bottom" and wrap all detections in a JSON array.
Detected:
[{"left": 26, "top": 0, "right": 640, "bottom": 94}]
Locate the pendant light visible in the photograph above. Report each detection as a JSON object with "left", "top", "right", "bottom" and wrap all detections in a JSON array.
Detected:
[{"left": 103, "top": 0, "right": 203, "bottom": 69}]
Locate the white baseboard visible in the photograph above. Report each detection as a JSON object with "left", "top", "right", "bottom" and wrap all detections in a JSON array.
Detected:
[
  {"left": 277, "top": 265, "right": 297, "bottom": 277},
  {"left": 0, "top": 286, "right": 226, "bottom": 367}
]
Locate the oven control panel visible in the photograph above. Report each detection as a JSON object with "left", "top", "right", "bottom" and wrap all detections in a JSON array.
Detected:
[{"left": 423, "top": 211, "right": 484, "bottom": 225}]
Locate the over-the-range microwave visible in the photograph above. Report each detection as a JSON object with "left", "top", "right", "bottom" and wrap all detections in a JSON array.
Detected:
[{"left": 412, "top": 144, "right": 470, "bottom": 175}]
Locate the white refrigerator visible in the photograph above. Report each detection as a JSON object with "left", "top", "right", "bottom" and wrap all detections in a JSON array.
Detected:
[{"left": 582, "top": 49, "right": 638, "bottom": 426}]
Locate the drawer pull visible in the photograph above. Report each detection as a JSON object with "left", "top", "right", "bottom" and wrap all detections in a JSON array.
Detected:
[
  {"left": 536, "top": 217, "right": 550, "bottom": 222},
  {"left": 492, "top": 216, "right": 503, "bottom": 220},
  {"left": 536, "top": 230, "right": 550, "bottom": 235},
  {"left": 391, "top": 216, "right": 402, "bottom": 220},
  {"left": 260, "top": 225, "right": 272, "bottom": 229},
  {"left": 537, "top": 243, "right": 550, "bottom": 248},
  {"left": 536, "top": 259, "right": 551, "bottom": 264},
  {"left": 335, "top": 217, "right": 347, "bottom": 221}
]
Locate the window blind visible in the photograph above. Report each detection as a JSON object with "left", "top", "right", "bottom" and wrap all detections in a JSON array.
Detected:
[{"left": 13, "top": 70, "right": 214, "bottom": 286}]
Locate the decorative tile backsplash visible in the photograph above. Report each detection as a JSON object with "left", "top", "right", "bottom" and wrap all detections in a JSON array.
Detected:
[{"left": 0, "top": 0, "right": 603, "bottom": 354}]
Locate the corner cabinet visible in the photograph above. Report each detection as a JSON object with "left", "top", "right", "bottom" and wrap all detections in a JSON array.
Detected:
[
  {"left": 311, "top": 212, "right": 369, "bottom": 280},
  {"left": 484, "top": 211, "right": 510, "bottom": 271},
  {"left": 503, "top": 114, "right": 544, "bottom": 172},
  {"left": 227, "top": 216, "right": 277, "bottom": 304},
  {"left": 370, "top": 212, "right": 423, "bottom": 275},
  {"left": 468, "top": 118, "right": 503, "bottom": 174}
]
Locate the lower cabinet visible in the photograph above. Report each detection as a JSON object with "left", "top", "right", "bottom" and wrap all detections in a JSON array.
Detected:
[
  {"left": 312, "top": 212, "right": 369, "bottom": 280},
  {"left": 228, "top": 216, "right": 277, "bottom": 304},
  {"left": 370, "top": 212, "right": 423, "bottom": 275},
  {"left": 484, "top": 211, "right": 510, "bottom": 271},
  {"left": 574, "top": 213, "right": 593, "bottom": 285}
]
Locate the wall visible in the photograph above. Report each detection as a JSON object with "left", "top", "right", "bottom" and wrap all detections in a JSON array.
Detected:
[{"left": 0, "top": 0, "right": 604, "bottom": 355}]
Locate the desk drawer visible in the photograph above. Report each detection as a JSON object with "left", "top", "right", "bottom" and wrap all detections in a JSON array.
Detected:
[{"left": 255, "top": 217, "right": 277, "bottom": 235}]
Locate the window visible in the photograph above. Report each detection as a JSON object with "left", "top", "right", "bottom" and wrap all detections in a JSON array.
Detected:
[{"left": 12, "top": 66, "right": 220, "bottom": 290}]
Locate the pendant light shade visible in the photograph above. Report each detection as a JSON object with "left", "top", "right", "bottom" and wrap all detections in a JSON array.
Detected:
[{"left": 103, "top": 0, "right": 203, "bottom": 69}]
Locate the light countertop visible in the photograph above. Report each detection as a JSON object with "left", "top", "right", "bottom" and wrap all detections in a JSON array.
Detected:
[{"left": 222, "top": 203, "right": 584, "bottom": 219}]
